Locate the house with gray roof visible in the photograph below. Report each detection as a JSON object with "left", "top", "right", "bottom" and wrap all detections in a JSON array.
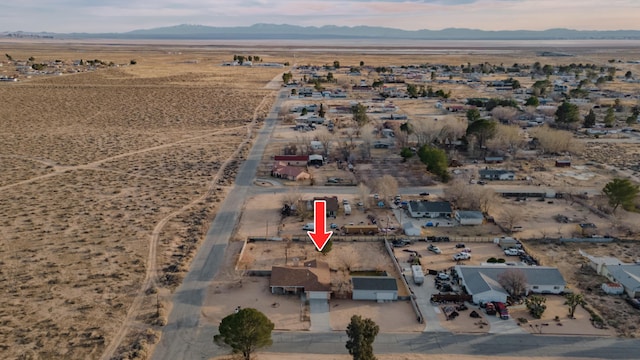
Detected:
[
  {"left": 454, "top": 265, "right": 566, "bottom": 304},
  {"left": 407, "top": 200, "right": 452, "bottom": 218},
  {"left": 479, "top": 169, "right": 515, "bottom": 181},
  {"left": 455, "top": 210, "right": 484, "bottom": 226},
  {"left": 602, "top": 264, "right": 640, "bottom": 298},
  {"left": 351, "top": 276, "right": 398, "bottom": 301}
]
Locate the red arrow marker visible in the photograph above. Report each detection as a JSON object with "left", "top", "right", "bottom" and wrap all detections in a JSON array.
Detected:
[{"left": 307, "top": 200, "right": 333, "bottom": 251}]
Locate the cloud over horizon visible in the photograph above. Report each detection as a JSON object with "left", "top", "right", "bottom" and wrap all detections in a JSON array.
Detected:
[{"left": 1, "top": 0, "right": 638, "bottom": 33}]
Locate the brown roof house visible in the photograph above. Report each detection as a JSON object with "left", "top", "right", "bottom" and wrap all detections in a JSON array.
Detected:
[
  {"left": 270, "top": 260, "right": 331, "bottom": 300},
  {"left": 271, "top": 162, "right": 311, "bottom": 181}
]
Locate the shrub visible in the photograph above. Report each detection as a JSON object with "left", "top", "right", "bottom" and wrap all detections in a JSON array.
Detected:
[{"left": 487, "top": 257, "right": 498, "bottom": 263}]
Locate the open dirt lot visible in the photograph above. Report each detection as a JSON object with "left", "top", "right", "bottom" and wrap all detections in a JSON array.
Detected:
[
  {"left": 329, "top": 299, "right": 423, "bottom": 332},
  {"left": 0, "top": 43, "right": 281, "bottom": 359},
  {"left": 510, "top": 295, "right": 615, "bottom": 336}
]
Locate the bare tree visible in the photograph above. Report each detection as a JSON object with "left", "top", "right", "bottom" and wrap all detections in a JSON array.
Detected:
[
  {"left": 359, "top": 123, "right": 376, "bottom": 160},
  {"left": 357, "top": 183, "right": 372, "bottom": 210},
  {"left": 498, "top": 269, "right": 528, "bottom": 298},
  {"left": 528, "top": 126, "right": 584, "bottom": 155},
  {"left": 486, "top": 124, "right": 525, "bottom": 155},
  {"left": 295, "top": 134, "right": 311, "bottom": 155},
  {"left": 315, "top": 127, "right": 333, "bottom": 158},
  {"left": 444, "top": 179, "right": 497, "bottom": 213},
  {"left": 374, "top": 175, "right": 399, "bottom": 203},
  {"left": 281, "top": 184, "right": 302, "bottom": 207},
  {"left": 501, "top": 207, "right": 524, "bottom": 232},
  {"left": 491, "top": 106, "right": 519, "bottom": 124}
]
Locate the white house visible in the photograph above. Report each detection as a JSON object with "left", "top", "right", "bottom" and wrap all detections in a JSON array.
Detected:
[
  {"left": 454, "top": 265, "right": 566, "bottom": 304},
  {"left": 479, "top": 169, "right": 515, "bottom": 181},
  {"left": 455, "top": 211, "right": 484, "bottom": 226},
  {"left": 407, "top": 200, "right": 452, "bottom": 218},
  {"left": 352, "top": 276, "right": 398, "bottom": 302}
]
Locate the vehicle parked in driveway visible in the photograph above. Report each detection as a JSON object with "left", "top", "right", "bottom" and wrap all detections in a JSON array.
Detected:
[
  {"left": 437, "top": 272, "right": 450, "bottom": 280},
  {"left": 453, "top": 252, "right": 471, "bottom": 261},
  {"left": 302, "top": 223, "right": 314, "bottom": 231},
  {"left": 494, "top": 301, "right": 510, "bottom": 319},
  {"left": 504, "top": 248, "right": 523, "bottom": 256},
  {"left": 484, "top": 302, "right": 497, "bottom": 315},
  {"left": 427, "top": 244, "right": 442, "bottom": 254}
]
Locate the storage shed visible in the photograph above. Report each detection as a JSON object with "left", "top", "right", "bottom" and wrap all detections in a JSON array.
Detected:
[{"left": 352, "top": 276, "right": 398, "bottom": 302}]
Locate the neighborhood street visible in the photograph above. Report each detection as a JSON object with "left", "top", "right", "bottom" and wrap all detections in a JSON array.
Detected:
[{"left": 152, "top": 85, "right": 638, "bottom": 360}]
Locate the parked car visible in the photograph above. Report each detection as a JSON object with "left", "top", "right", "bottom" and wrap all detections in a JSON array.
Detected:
[
  {"left": 302, "top": 223, "right": 314, "bottom": 231},
  {"left": 453, "top": 252, "right": 471, "bottom": 261},
  {"left": 342, "top": 199, "right": 349, "bottom": 205},
  {"left": 493, "top": 301, "right": 510, "bottom": 319},
  {"left": 626, "top": 297, "right": 640, "bottom": 310},
  {"left": 428, "top": 244, "right": 442, "bottom": 254},
  {"left": 435, "top": 236, "right": 450, "bottom": 242},
  {"left": 419, "top": 192, "right": 429, "bottom": 196},
  {"left": 504, "top": 248, "right": 523, "bottom": 256},
  {"left": 455, "top": 243, "right": 466, "bottom": 248},
  {"left": 484, "top": 302, "right": 497, "bottom": 315},
  {"left": 437, "top": 272, "right": 450, "bottom": 280},
  {"left": 330, "top": 223, "right": 339, "bottom": 229},
  {"left": 392, "top": 239, "right": 410, "bottom": 248},
  {"left": 461, "top": 248, "right": 472, "bottom": 253}
]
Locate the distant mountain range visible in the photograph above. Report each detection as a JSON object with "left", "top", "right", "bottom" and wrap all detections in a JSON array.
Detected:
[{"left": 3, "top": 24, "right": 640, "bottom": 40}]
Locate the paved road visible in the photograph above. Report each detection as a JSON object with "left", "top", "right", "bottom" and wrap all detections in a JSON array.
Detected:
[{"left": 151, "top": 89, "right": 287, "bottom": 360}]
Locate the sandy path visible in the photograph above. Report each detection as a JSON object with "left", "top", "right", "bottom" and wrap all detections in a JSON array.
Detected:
[{"left": 100, "top": 92, "right": 274, "bottom": 360}]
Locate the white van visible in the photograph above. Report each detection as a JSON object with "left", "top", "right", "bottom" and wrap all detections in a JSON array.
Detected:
[{"left": 302, "top": 223, "right": 314, "bottom": 231}]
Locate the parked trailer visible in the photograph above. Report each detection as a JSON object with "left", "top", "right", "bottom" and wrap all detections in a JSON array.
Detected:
[
  {"left": 412, "top": 265, "right": 424, "bottom": 285},
  {"left": 344, "top": 204, "right": 352, "bottom": 215}
]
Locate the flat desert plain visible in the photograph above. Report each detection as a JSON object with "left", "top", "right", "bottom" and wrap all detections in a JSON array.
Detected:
[{"left": 0, "top": 43, "right": 281, "bottom": 359}]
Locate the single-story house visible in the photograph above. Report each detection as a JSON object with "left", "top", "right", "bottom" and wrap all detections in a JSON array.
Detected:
[
  {"left": 455, "top": 211, "right": 484, "bottom": 226},
  {"left": 311, "top": 196, "right": 339, "bottom": 217},
  {"left": 479, "top": 169, "right": 515, "bottom": 181},
  {"left": 602, "top": 264, "right": 640, "bottom": 298},
  {"left": 352, "top": 276, "right": 398, "bottom": 301},
  {"left": 308, "top": 154, "right": 324, "bottom": 166},
  {"left": 454, "top": 265, "right": 566, "bottom": 304},
  {"left": 407, "top": 200, "right": 452, "bottom": 218},
  {"left": 270, "top": 260, "right": 331, "bottom": 300},
  {"left": 271, "top": 162, "right": 310, "bottom": 181},
  {"left": 274, "top": 155, "right": 309, "bottom": 166},
  {"left": 579, "top": 250, "right": 623, "bottom": 274}
]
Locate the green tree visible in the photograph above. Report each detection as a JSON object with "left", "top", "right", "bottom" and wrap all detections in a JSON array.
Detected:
[
  {"left": 282, "top": 71, "right": 293, "bottom": 84},
  {"left": 584, "top": 109, "right": 596, "bottom": 128},
  {"left": 214, "top": 308, "right": 274, "bottom": 360},
  {"left": 525, "top": 96, "right": 539, "bottom": 107},
  {"left": 318, "top": 104, "right": 326, "bottom": 118},
  {"left": 603, "top": 178, "right": 639, "bottom": 212},
  {"left": 360, "top": 60, "right": 365, "bottom": 67},
  {"left": 511, "top": 79, "right": 521, "bottom": 89},
  {"left": 129, "top": 59, "right": 137, "bottom": 65},
  {"left": 564, "top": 293, "right": 585, "bottom": 318},
  {"left": 352, "top": 103, "right": 369, "bottom": 128},
  {"left": 5, "top": 53, "right": 12, "bottom": 61},
  {"left": 431, "top": 71, "right": 436, "bottom": 81},
  {"left": 28, "top": 56, "right": 35, "bottom": 62},
  {"left": 625, "top": 70, "right": 633, "bottom": 79},
  {"left": 417, "top": 145, "right": 450, "bottom": 182},
  {"left": 333, "top": 60, "right": 340, "bottom": 68},
  {"left": 604, "top": 107, "right": 616, "bottom": 127},
  {"left": 466, "top": 108, "right": 481, "bottom": 122},
  {"left": 466, "top": 119, "right": 497, "bottom": 149},
  {"left": 406, "top": 83, "right": 419, "bottom": 98},
  {"left": 400, "top": 147, "right": 414, "bottom": 161},
  {"left": 327, "top": 72, "right": 334, "bottom": 82},
  {"left": 320, "top": 239, "right": 333, "bottom": 255},
  {"left": 346, "top": 315, "right": 379, "bottom": 360},
  {"left": 532, "top": 79, "right": 551, "bottom": 96},
  {"left": 555, "top": 101, "right": 580, "bottom": 125},
  {"left": 526, "top": 295, "right": 547, "bottom": 319}
]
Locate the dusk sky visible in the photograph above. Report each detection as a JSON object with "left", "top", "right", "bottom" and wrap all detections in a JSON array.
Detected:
[{"left": 2, "top": 0, "right": 639, "bottom": 33}]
